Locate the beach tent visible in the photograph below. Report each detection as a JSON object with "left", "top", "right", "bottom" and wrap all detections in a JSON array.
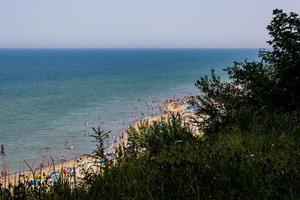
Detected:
[{"left": 48, "top": 172, "right": 60, "bottom": 183}]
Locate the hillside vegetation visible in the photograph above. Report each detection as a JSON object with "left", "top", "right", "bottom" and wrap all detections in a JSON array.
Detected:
[{"left": 1, "top": 9, "right": 300, "bottom": 200}]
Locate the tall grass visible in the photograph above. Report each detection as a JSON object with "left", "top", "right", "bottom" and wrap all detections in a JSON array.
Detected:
[{"left": 1, "top": 112, "right": 299, "bottom": 199}]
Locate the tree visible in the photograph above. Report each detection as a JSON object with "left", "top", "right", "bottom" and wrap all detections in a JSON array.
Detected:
[
  {"left": 191, "top": 9, "right": 300, "bottom": 130},
  {"left": 261, "top": 9, "right": 300, "bottom": 109}
]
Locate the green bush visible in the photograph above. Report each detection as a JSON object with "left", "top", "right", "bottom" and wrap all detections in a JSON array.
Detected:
[
  {"left": 1, "top": 112, "right": 299, "bottom": 200},
  {"left": 85, "top": 112, "right": 300, "bottom": 199}
]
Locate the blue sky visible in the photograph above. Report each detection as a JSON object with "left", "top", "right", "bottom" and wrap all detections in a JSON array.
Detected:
[{"left": 0, "top": 0, "right": 299, "bottom": 48}]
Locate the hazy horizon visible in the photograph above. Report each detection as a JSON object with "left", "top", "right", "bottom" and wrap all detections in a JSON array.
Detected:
[
  {"left": 1, "top": 0, "right": 299, "bottom": 48},
  {"left": 0, "top": 47, "right": 263, "bottom": 49}
]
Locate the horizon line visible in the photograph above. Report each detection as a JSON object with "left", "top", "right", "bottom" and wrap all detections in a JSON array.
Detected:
[{"left": 0, "top": 47, "right": 267, "bottom": 50}]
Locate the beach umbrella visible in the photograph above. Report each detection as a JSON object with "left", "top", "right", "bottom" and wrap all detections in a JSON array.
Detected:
[
  {"left": 106, "top": 152, "right": 117, "bottom": 158},
  {"left": 48, "top": 172, "right": 60, "bottom": 183},
  {"left": 106, "top": 152, "right": 113, "bottom": 157}
]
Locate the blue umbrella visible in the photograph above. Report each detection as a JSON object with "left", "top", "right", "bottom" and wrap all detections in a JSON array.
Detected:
[
  {"left": 49, "top": 172, "right": 60, "bottom": 183},
  {"left": 106, "top": 152, "right": 117, "bottom": 158}
]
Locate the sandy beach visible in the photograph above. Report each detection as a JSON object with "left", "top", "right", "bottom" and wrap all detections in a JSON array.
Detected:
[{"left": 0, "top": 97, "right": 196, "bottom": 187}]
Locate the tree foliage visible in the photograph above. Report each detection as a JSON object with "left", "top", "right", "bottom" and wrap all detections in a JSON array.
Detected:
[{"left": 191, "top": 9, "right": 300, "bottom": 130}]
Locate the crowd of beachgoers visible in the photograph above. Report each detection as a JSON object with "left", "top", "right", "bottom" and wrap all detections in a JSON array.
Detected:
[{"left": 0, "top": 95, "right": 200, "bottom": 189}]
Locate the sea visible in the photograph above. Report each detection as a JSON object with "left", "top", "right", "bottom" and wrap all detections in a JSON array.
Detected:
[{"left": 0, "top": 48, "right": 258, "bottom": 172}]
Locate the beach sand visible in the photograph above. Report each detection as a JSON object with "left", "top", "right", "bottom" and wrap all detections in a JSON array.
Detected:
[{"left": 0, "top": 98, "right": 193, "bottom": 187}]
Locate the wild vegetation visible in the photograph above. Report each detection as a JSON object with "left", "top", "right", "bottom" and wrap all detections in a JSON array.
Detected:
[{"left": 1, "top": 9, "right": 299, "bottom": 199}]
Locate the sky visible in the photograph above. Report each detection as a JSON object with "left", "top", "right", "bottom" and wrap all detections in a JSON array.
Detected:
[{"left": 0, "top": 0, "right": 299, "bottom": 48}]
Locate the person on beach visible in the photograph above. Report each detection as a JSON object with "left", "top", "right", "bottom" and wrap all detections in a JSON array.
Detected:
[{"left": 60, "top": 156, "right": 65, "bottom": 163}]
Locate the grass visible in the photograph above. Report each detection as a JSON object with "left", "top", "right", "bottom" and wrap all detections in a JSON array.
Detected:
[{"left": 1, "top": 111, "right": 299, "bottom": 200}]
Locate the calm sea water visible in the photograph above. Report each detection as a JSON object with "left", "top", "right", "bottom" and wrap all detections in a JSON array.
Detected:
[{"left": 0, "top": 48, "right": 258, "bottom": 171}]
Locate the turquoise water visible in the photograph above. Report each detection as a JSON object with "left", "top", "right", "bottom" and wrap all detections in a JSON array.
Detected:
[{"left": 0, "top": 48, "right": 258, "bottom": 171}]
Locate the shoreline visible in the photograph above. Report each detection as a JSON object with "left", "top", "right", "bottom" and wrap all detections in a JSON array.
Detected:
[{"left": 0, "top": 96, "right": 195, "bottom": 187}]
